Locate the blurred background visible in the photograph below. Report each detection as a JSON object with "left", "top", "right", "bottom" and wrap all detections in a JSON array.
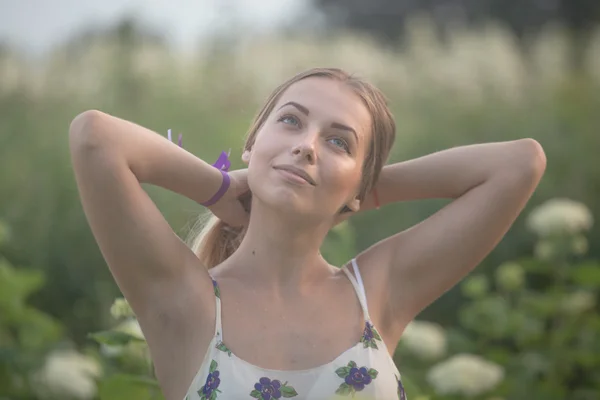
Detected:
[{"left": 1, "top": 0, "right": 600, "bottom": 399}]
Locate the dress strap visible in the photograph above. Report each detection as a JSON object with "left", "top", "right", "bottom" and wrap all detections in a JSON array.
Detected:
[
  {"left": 342, "top": 258, "right": 371, "bottom": 321},
  {"left": 211, "top": 278, "right": 223, "bottom": 337}
]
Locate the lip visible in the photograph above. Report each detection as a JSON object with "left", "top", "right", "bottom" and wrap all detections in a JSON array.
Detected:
[{"left": 273, "top": 165, "right": 316, "bottom": 186}]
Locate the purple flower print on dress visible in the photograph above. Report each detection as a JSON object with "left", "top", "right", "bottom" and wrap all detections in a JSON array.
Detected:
[
  {"left": 198, "top": 360, "right": 221, "bottom": 400},
  {"left": 397, "top": 375, "right": 407, "bottom": 400},
  {"left": 335, "top": 361, "right": 378, "bottom": 396},
  {"left": 360, "top": 321, "right": 382, "bottom": 350},
  {"left": 250, "top": 377, "right": 298, "bottom": 399}
]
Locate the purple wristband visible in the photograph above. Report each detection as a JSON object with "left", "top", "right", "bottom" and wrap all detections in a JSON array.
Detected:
[
  {"left": 167, "top": 129, "right": 232, "bottom": 207},
  {"left": 200, "top": 169, "right": 230, "bottom": 207}
]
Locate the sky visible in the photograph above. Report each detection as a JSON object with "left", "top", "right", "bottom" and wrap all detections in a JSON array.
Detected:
[{"left": 0, "top": 0, "right": 308, "bottom": 55}]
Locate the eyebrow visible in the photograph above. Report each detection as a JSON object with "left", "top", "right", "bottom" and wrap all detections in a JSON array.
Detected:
[
  {"left": 277, "top": 101, "right": 359, "bottom": 142},
  {"left": 279, "top": 101, "right": 309, "bottom": 116}
]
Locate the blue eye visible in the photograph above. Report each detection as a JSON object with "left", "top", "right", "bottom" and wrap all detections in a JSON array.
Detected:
[
  {"left": 329, "top": 137, "right": 350, "bottom": 153},
  {"left": 278, "top": 114, "right": 300, "bottom": 127}
]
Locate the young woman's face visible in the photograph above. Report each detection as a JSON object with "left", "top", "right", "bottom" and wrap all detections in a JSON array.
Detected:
[{"left": 245, "top": 77, "right": 372, "bottom": 219}]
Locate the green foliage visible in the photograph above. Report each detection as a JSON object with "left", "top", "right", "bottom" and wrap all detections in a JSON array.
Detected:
[
  {"left": 322, "top": 221, "right": 357, "bottom": 266},
  {"left": 88, "top": 331, "right": 146, "bottom": 347},
  {"left": 88, "top": 299, "right": 162, "bottom": 400},
  {"left": 395, "top": 200, "right": 600, "bottom": 400},
  {"left": 97, "top": 374, "right": 163, "bottom": 400},
  {"left": 0, "top": 220, "right": 64, "bottom": 398}
]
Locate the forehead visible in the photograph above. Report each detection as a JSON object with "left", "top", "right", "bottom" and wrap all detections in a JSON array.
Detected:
[{"left": 275, "top": 77, "right": 372, "bottom": 138}]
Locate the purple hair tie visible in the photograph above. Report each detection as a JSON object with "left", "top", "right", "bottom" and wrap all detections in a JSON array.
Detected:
[
  {"left": 167, "top": 129, "right": 183, "bottom": 147},
  {"left": 167, "top": 129, "right": 230, "bottom": 170},
  {"left": 212, "top": 150, "right": 231, "bottom": 171},
  {"left": 167, "top": 129, "right": 232, "bottom": 206}
]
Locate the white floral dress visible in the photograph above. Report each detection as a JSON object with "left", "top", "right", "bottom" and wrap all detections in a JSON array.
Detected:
[{"left": 183, "top": 259, "right": 407, "bottom": 400}]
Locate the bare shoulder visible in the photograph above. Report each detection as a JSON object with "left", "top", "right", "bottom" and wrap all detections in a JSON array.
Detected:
[
  {"left": 342, "top": 252, "right": 402, "bottom": 347},
  {"left": 138, "top": 264, "right": 218, "bottom": 400}
]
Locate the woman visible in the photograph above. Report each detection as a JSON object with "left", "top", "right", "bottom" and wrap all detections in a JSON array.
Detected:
[{"left": 69, "top": 68, "right": 546, "bottom": 400}]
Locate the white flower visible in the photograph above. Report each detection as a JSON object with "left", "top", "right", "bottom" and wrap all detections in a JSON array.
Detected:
[
  {"left": 527, "top": 199, "right": 593, "bottom": 237},
  {"left": 561, "top": 291, "right": 596, "bottom": 315},
  {"left": 110, "top": 297, "right": 135, "bottom": 319},
  {"left": 427, "top": 353, "right": 504, "bottom": 397},
  {"left": 99, "top": 318, "right": 145, "bottom": 357},
  {"left": 400, "top": 320, "right": 447, "bottom": 360},
  {"left": 102, "top": 319, "right": 150, "bottom": 365},
  {"left": 116, "top": 318, "right": 145, "bottom": 340},
  {"left": 31, "top": 349, "right": 102, "bottom": 400},
  {"left": 99, "top": 343, "right": 123, "bottom": 358}
]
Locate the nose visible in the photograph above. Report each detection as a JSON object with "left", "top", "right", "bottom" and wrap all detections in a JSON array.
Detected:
[{"left": 291, "top": 133, "right": 317, "bottom": 164}]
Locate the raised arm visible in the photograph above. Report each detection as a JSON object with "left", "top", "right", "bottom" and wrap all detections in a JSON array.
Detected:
[
  {"left": 69, "top": 110, "right": 223, "bottom": 319},
  {"left": 359, "top": 139, "right": 546, "bottom": 335}
]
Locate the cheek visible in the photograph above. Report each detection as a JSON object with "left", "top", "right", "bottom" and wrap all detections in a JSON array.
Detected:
[
  {"left": 246, "top": 141, "right": 278, "bottom": 194},
  {"left": 320, "top": 162, "right": 363, "bottom": 196},
  {"left": 250, "top": 128, "right": 280, "bottom": 161}
]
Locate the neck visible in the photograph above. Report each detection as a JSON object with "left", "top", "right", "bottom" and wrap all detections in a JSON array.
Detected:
[{"left": 226, "top": 199, "right": 335, "bottom": 289}]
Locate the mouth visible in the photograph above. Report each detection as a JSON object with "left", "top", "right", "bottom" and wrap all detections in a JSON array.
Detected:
[{"left": 273, "top": 165, "right": 316, "bottom": 186}]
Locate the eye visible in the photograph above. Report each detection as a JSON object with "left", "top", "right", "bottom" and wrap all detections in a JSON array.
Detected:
[
  {"left": 277, "top": 114, "right": 301, "bottom": 127},
  {"left": 328, "top": 137, "right": 350, "bottom": 153}
]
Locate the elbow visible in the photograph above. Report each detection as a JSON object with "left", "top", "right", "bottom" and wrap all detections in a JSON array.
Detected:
[
  {"left": 511, "top": 138, "right": 547, "bottom": 185},
  {"left": 69, "top": 110, "right": 108, "bottom": 152},
  {"left": 521, "top": 138, "right": 546, "bottom": 178}
]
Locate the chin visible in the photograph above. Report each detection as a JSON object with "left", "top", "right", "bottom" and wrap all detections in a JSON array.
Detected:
[
  {"left": 249, "top": 171, "right": 325, "bottom": 217},
  {"left": 271, "top": 189, "right": 309, "bottom": 211},
  {"left": 255, "top": 186, "right": 316, "bottom": 216}
]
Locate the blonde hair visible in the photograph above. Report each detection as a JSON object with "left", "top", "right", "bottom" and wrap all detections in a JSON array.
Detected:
[{"left": 188, "top": 68, "right": 396, "bottom": 268}]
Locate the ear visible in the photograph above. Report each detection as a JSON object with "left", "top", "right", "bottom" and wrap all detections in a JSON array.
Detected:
[
  {"left": 242, "top": 149, "right": 251, "bottom": 164},
  {"left": 347, "top": 197, "right": 361, "bottom": 213},
  {"left": 334, "top": 198, "right": 361, "bottom": 226}
]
